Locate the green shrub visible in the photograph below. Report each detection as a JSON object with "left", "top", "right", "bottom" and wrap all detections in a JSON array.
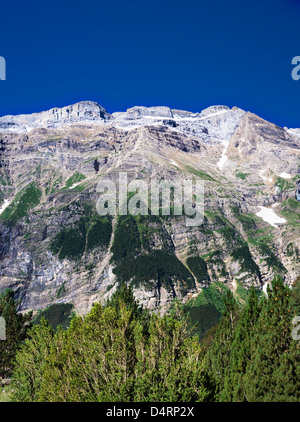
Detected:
[{"left": 12, "top": 285, "right": 212, "bottom": 402}]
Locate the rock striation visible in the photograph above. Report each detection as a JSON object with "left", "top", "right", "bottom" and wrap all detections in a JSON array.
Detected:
[{"left": 0, "top": 101, "right": 299, "bottom": 316}]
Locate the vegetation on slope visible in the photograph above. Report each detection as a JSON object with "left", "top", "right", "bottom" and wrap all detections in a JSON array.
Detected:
[
  {"left": 49, "top": 213, "right": 112, "bottom": 260},
  {"left": 186, "top": 256, "right": 210, "bottom": 284},
  {"left": 231, "top": 244, "right": 260, "bottom": 277},
  {"left": 208, "top": 277, "right": 300, "bottom": 401},
  {"left": 110, "top": 215, "right": 195, "bottom": 294},
  {"left": 0, "top": 290, "right": 32, "bottom": 379},
  {"left": 0, "top": 183, "right": 42, "bottom": 226},
  {"left": 32, "top": 303, "right": 74, "bottom": 330}
]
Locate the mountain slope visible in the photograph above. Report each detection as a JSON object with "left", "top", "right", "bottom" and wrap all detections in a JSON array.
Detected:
[{"left": 0, "top": 101, "right": 299, "bottom": 315}]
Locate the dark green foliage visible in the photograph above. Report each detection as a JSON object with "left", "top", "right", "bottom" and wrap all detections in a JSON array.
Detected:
[
  {"left": 220, "top": 286, "right": 261, "bottom": 401},
  {"left": 257, "top": 243, "right": 286, "bottom": 272},
  {"left": 62, "top": 171, "right": 86, "bottom": 189},
  {"left": 185, "top": 165, "right": 216, "bottom": 181},
  {"left": 12, "top": 284, "right": 212, "bottom": 402},
  {"left": 111, "top": 215, "right": 195, "bottom": 293},
  {"left": 208, "top": 277, "right": 300, "bottom": 402},
  {"left": 0, "top": 170, "right": 11, "bottom": 186},
  {"left": 217, "top": 225, "right": 240, "bottom": 244},
  {"left": 284, "top": 198, "right": 300, "bottom": 211},
  {"left": 0, "top": 290, "right": 32, "bottom": 378},
  {"left": 290, "top": 275, "right": 300, "bottom": 314},
  {"left": 12, "top": 319, "right": 55, "bottom": 402},
  {"left": 279, "top": 198, "right": 300, "bottom": 227},
  {"left": 106, "top": 282, "right": 151, "bottom": 339},
  {"left": 204, "top": 250, "right": 228, "bottom": 279},
  {"left": 106, "top": 282, "right": 146, "bottom": 319},
  {"left": 9, "top": 276, "right": 300, "bottom": 402},
  {"left": 86, "top": 217, "right": 112, "bottom": 250},
  {"left": 243, "top": 277, "right": 299, "bottom": 401},
  {"left": 135, "top": 214, "right": 172, "bottom": 252},
  {"left": 33, "top": 303, "right": 74, "bottom": 330},
  {"left": 186, "top": 304, "right": 221, "bottom": 340},
  {"left": 114, "top": 250, "right": 195, "bottom": 293},
  {"left": 207, "top": 290, "right": 239, "bottom": 395},
  {"left": 110, "top": 215, "right": 141, "bottom": 261},
  {"left": 234, "top": 282, "right": 264, "bottom": 307},
  {"left": 198, "top": 282, "right": 229, "bottom": 313},
  {"left": 287, "top": 243, "right": 294, "bottom": 257},
  {"left": 275, "top": 176, "right": 294, "bottom": 192},
  {"left": 186, "top": 256, "right": 210, "bottom": 283},
  {"left": 184, "top": 282, "right": 230, "bottom": 340},
  {"left": 50, "top": 214, "right": 112, "bottom": 260},
  {"left": 230, "top": 206, "right": 257, "bottom": 231},
  {"left": 236, "top": 214, "right": 256, "bottom": 231},
  {"left": 231, "top": 244, "right": 260, "bottom": 276},
  {"left": 54, "top": 226, "right": 86, "bottom": 260},
  {"left": 235, "top": 172, "right": 249, "bottom": 180}
]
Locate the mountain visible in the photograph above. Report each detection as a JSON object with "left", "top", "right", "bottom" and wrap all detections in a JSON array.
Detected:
[{"left": 0, "top": 101, "right": 299, "bottom": 318}]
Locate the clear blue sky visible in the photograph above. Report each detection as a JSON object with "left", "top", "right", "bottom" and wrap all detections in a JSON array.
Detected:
[{"left": 0, "top": 0, "right": 300, "bottom": 128}]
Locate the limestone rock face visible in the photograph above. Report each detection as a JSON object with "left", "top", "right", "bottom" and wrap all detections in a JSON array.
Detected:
[
  {"left": 0, "top": 101, "right": 111, "bottom": 133},
  {"left": 125, "top": 106, "right": 174, "bottom": 118},
  {"left": 0, "top": 101, "right": 299, "bottom": 316}
]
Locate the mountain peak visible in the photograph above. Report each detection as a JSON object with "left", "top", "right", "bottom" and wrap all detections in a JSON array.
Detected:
[
  {"left": 0, "top": 100, "right": 111, "bottom": 133},
  {"left": 125, "top": 106, "right": 173, "bottom": 118}
]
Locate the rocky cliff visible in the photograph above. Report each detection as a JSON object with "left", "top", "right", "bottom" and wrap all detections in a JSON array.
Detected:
[{"left": 0, "top": 101, "right": 299, "bottom": 316}]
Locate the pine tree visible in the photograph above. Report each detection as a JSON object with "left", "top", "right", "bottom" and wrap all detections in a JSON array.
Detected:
[
  {"left": 106, "top": 281, "right": 150, "bottom": 330},
  {"left": 133, "top": 311, "right": 212, "bottom": 401},
  {"left": 0, "top": 289, "right": 32, "bottom": 379},
  {"left": 12, "top": 283, "right": 213, "bottom": 402},
  {"left": 221, "top": 286, "right": 262, "bottom": 401},
  {"left": 243, "top": 276, "right": 299, "bottom": 401},
  {"left": 207, "top": 289, "right": 239, "bottom": 399},
  {"left": 12, "top": 318, "right": 55, "bottom": 402}
]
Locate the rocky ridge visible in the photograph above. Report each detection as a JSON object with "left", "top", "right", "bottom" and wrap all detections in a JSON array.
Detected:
[{"left": 0, "top": 101, "right": 299, "bottom": 315}]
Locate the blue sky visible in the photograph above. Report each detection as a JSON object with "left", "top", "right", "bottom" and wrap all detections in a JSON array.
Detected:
[{"left": 0, "top": 0, "right": 300, "bottom": 128}]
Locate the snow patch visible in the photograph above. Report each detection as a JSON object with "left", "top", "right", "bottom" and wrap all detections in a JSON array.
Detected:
[
  {"left": 262, "top": 281, "right": 270, "bottom": 296},
  {"left": 169, "top": 159, "right": 179, "bottom": 167},
  {"left": 0, "top": 199, "right": 10, "bottom": 215},
  {"left": 255, "top": 206, "right": 286, "bottom": 228},
  {"left": 69, "top": 182, "right": 83, "bottom": 189},
  {"left": 217, "top": 142, "right": 229, "bottom": 170},
  {"left": 278, "top": 172, "right": 291, "bottom": 179}
]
